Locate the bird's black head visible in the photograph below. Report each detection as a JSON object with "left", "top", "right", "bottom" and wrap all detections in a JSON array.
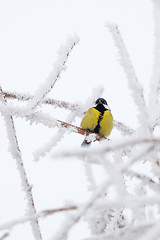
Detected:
[
  {"left": 95, "top": 98, "right": 107, "bottom": 105},
  {"left": 95, "top": 98, "right": 110, "bottom": 111}
]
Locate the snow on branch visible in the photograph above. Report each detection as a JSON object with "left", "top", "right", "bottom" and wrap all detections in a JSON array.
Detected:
[
  {"left": 26, "top": 34, "right": 80, "bottom": 111},
  {"left": 0, "top": 102, "right": 106, "bottom": 142},
  {"left": 55, "top": 136, "right": 157, "bottom": 159},
  {"left": 106, "top": 23, "right": 150, "bottom": 134},
  {"left": 80, "top": 223, "right": 155, "bottom": 240},
  {"left": 0, "top": 205, "right": 77, "bottom": 232},
  {"left": 126, "top": 170, "right": 160, "bottom": 192},
  {"left": 138, "top": 220, "right": 160, "bottom": 240},
  {"left": 0, "top": 233, "right": 9, "bottom": 240},
  {"left": 113, "top": 120, "right": 135, "bottom": 135},
  {"left": 52, "top": 178, "right": 112, "bottom": 240},
  {"left": 0, "top": 87, "right": 42, "bottom": 240},
  {"left": 51, "top": 143, "right": 157, "bottom": 240},
  {"left": 149, "top": 0, "right": 160, "bottom": 119},
  {"left": 3, "top": 90, "right": 83, "bottom": 112},
  {"left": 33, "top": 87, "right": 104, "bottom": 161},
  {"left": 33, "top": 111, "right": 78, "bottom": 161},
  {"left": 1, "top": 90, "right": 136, "bottom": 136}
]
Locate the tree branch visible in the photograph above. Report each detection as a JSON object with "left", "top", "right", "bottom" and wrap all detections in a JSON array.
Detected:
[
  {"left": 0, "top": 206, "right": 77, "bottom": 232},
  {"left": 0, "top": 87, "right": 42, "bottom": 240},
  {"left": 26, "top": 34, "right": 79, "bottom": 111},
  {"left": 3, "top": 91, "right": 82, "bottom": 112}
]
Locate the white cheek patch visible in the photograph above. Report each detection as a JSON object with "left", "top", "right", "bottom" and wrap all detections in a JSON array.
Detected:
[{"left": 104, "top": 104, "right": 110, "bottom": 110}]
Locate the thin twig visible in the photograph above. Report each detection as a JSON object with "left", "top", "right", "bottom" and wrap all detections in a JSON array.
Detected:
[
  {"left": 0, "top": 206, "right": 77, "bottom": 231},
  {"left": 0, "top": 233, "right": 9, "bottom": 240},
  {"left": 126, "top": 170, "right": 160, "bottom": 192},
  {"left": 55, "top": 137, "right": 157, "bottom": 158},
  {"left": 113, "top": 120, "right": 135, "bottom": 135},
  {"left": 3, "top": 91, "right": 82, "bottom": 112},
  {"left": 26, "top": 35, "right": 79, "bottom": 111},
  {"left": 107, "top": 23, "right": 150, "bottom": 134}
]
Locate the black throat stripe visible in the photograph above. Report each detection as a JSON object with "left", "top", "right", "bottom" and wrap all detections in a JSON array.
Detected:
[
  {"left": 94, "top": 111, "right": 105, "bottom": 134},
  {"left": 93, "top": 104, "right": 107, "bottom": 134}
]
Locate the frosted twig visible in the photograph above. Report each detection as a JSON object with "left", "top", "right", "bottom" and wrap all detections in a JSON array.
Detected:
[
  {"left": 26, "top": 34, "right": 80, "bottom": 111},
  {"left": 33, "top": 111, "right": 77, "bottom": 161},
  {"left": 106, "top": 23, "right": 150, "bottom": 134},
  {"left": 55, "top": 136, "right": 157, "bottom": 158},
  {"left": 80, "top": 223, "right": 154, "bottom": 240},
  {"left": 137, "top": 218, "right": 160, "bottom": 240},
  {"left": 94, "top": 195, "right": 160, "bottom": 210},
  {"left": 52, "top": 178, "right": 112, "bottom": 240},
  {"left": 0, "top": 95, "right": 135, "bottom": 135},
  {"left": 149, "top": 0, "right": 160, "bottom": 124},
  {"left": 33, "top": 85, "right": 103, "bottom": 161},
  {"left": 126, "top": 171, "right": 160, "bottom": 192},
  {"left": 113, "top": 120, "right": 135, "bottom": 135},
  {"left": 82, "top": 88, "right": 104, "bottom": 193},
  {"left": 0, "top": 102, "right": 106, "bottom": 141},
  {"left": 52, "top": 144, "right": 154, "bottom": 240},
  {"left": 106, "top": 151, "right": 126, "bottom": 230},
  {"left": 83, "top": 162, "right": 97, "bottom": 191},
  {"left": 0, "top": 233, "right": 9, "bottom": 240},
  {"left": 3, "top": 90, "right": 135, "bottom": 135},
  {"left": 0, "top": 205, "right": 77, "bottom": 231},
  {"left": 0, "top": 87, "right": 42, "bottom": 240},
  {"left": 3, "top": 90, "right": 82, "bottom": 112}
]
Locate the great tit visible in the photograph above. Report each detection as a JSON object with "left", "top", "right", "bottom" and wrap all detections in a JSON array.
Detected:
[{"left": 80, "top": 98, "right": 113, "bottom": 147}]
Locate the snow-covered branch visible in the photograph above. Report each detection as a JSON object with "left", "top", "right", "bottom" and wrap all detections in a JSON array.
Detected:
[
  {"left": 113, "top": 120, "right": 135, "bottom": 135},
  {"left": 149, "top": 0, "right": 160, "bottom": 121},
  {"left": 33, "top": 111, "right": 78, "bottom": 161},
  {"left": 0, "top": 233, "right": 9, "bottom": 240},
  {"left": 0, "top": 87, "right": 42, "bottom": 240},
  {"left": 0, "top": 102, "right": 106, "bottom": 142},
  {"left": 0, "top": 205, "right": 77, "bottom": 232},
  {"left": 2, "top": 89, "right": 136, "bottom": 135},
  {"left": 55, "top": 136, "right": 157, "bottom": 158},
  {"left": 26, "top": 34, "right": 79, "bottom": 111},
  {"left": 106, "top": 23, "right": 150, "bottom": 134},
  {"left": 3, "top": 90, "right": 82, "bottom": 112},
  {"left": 52, "top": 178, "right": 112, "bottom": 240}
]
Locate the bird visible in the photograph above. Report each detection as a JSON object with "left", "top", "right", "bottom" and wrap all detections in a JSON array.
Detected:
[{"left": 80, "top": 98, "right": 113, "bottom": 147}]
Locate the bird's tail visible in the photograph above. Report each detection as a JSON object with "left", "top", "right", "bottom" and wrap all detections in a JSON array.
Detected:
[{"left": 81, "top": 139, "right": 91, "bottom": 148}]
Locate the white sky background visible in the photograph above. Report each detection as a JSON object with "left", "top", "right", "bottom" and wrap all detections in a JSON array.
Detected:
[{"left": 0, "top": 0, "right": 155, "bottom": 239}]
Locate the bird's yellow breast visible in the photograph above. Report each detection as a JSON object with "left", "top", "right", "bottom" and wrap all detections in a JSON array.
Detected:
[
  {"left": 80, "top": 108, "right": 113, "bottom": 137},
  {"left": 81, "top": 108, "right": 100, "bottom": 131},
  {"left": 99, "top": 110, "right": 113, "bottom": 137}
]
